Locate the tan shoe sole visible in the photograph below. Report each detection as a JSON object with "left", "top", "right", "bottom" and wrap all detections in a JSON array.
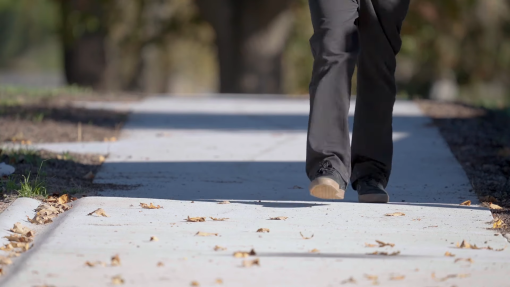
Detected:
[{"left": 309, "top": 177, "right": 345, "bottom": 200}]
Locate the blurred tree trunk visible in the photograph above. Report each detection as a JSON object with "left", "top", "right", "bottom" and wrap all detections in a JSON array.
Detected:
[
  {"left": 196, "top": 0, "right": 293, "bottom": 94},
  {"left": 58, "top": 0, "right": 107, "bottom": 89}
]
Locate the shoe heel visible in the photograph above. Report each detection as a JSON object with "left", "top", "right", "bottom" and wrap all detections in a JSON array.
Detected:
[{"left": 309, "top": 178, "right": 345, "bottom": 200}]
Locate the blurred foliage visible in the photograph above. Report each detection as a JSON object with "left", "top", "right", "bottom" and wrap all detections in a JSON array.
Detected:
[{"left": 0, "top": 0, "right": 509, "bottom": 107}]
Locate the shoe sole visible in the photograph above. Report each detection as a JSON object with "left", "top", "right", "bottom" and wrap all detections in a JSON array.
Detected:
[
  {"left": 358, "top": 193, "right": 389, "bottom": 203},
  {"left": 309, "top": 178, "right": 345, "bottom": 200}
]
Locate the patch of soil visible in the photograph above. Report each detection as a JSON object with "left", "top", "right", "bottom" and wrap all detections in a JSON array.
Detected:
[
  {"left": 0, "top": 149, "right": 134, "bottom": 213},
  {"left": 417, "top": 100, "right": 510, "bottom": 234},
  {"left": 0, "top": 102, "right": 128, "bottom": 143}
]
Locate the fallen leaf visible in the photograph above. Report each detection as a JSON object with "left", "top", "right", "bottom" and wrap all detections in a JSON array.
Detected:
[
  {"left": 269, "top": 216, "right": 288, "bottom": 220},
  {"left": 214, "top": 245, "right": 227, "bottom": 251},
  {"left": 85, "top": 261, "right": 106, "bottom": 267},
  {"left": 111, "top": 254, "right": 121, "bottom": 266},
  {"left": 310, "top": 248, "right": 320, "bottom": 253},
  {"left": 454, "top": 258, "right": 474, "bottom": 263},
  {"left": 150, "top": 236, "right": 159, "bottom": 242},
  {"left": 367, "top": 251, "right": 400, "bottom": 256},
  {"left": 444, "top": 251, "right": 455, "bottom": 257},
  {"left": 0, "top": 256, "right": 12, "bottom": 265},
  {"left": 140, "top": 203, "right": 163, "bottom": 209},
  {"left": 390, "top": 275, "right": 405, "bottom": 280},
  {"left": 187, "top": 216, "right": 206, "bottom": 222},
  {"left": 493, "top": 219, "right": 505, "bottom": 229},
  {"left": 10, "top": 222, "right": 34, "bottom": 236},
  {"left": 460, "top": 200, "right": 471, "bottom": 206},
  {"left": 0, "top": 244, "right": 13, "bottom": 251},
  {"left": 215, "top": 278, "right": 223, "bottom": 284},
  {"left": 242, "top": 258, "right": 260, "bottom": 267},
  {"left": 210, "top": 217, "right": 228, "bottom": 221},
  {"left": 0, "top": 268, "right": 3, "bottom": 276},
  {"left": 257, "top": 228, "right": 270, "bottom": 233},
  {"left": 385, "top": 212, "right": 405, "bottom": 217},
  {"left": 195, "top": 232, "right": 218, "bottom": 237},
  {"left": 300, "top": 232, "right": 314, "bottom": 239},
  {"left": 8, "top": 252, "right": 21, "bottom": 258},
  {"left": 27, "top": 215, "right": 53, "bottom": 225},
  {"left": 58, "top": 194, "right": 71, "bottom": 204},
  {"left": 112, "top": 275, "right": 124, "bottom": 285},
  {"left": 218, "top": 201, "right": 230, "bottom": 204},
  {"left": 458, "top": 240, "right": 471, "bottom": 249},
  {"left": 375, "top": 240, "right": 395, "bottom": 247},
  {"left": 157, "top": 262, "right": 164, "bottom": 267},
  {"left": 365, "top": 274, "right": 378, "bottom": 280},
  {"left": 98, "top": 155, "right": 106, "bottom": 163},
  {"left": 433, "top": 273, "right": 470, "bottom": 282},
  {"left": 233, "top": 249, "right": 256, "bottom": 258},
  {"left": 190, "top": 281, "right": 200, "bottom": 286},
  {"left": 87, "top": 208, "right": 109, "bottom": 217},
  {"left": 83, "top": 171, "right": 95, "bottom": 180},
  {"left": 3, "top": 234, "right": 33, "bottom": 243},
  {"left": 365, "top": 243, "right": 378, "bottom": 247},
  {"left": 489, "top": 203, "right": 503, "bottom": 210},
  {"left": 341, "top": 277, "right": 357, "bottom": 284}
]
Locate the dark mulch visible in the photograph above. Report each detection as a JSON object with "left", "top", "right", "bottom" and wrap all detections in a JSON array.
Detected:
[
  {"left": 0, "top": 149, "right": 133, "bottom": 213},
  {"left": 0, "top": 103, "right": 128, "bottom": 143},
  {"left": 418, "top": 100, "right": 510, "bottom": 234}
]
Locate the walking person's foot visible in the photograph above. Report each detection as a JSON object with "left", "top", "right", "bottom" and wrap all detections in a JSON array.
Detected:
[
  {"left": 309, "top": 161, "right": 346, "bottom": 200},
  {"left": 354, "top": 176, "right": 389, "bottom": 203}
]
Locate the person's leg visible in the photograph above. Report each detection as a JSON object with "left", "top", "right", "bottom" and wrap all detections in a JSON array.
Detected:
[
  {"left": 351, "top": 0, "right": 410, "bottom": 199},
  {"left": 306, "top": 0, "right": 359, "bottom": 199}
]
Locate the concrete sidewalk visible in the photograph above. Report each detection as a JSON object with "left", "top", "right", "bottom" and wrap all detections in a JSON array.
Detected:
[{"left": 1, "top": 97, "right": 508, "bottom": 287}]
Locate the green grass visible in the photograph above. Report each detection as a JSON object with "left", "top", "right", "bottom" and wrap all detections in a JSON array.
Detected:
[
  {"left": 0, "top": 84, "right": 93, "bottom": 106},
  {"left": 4, "top": 148, "right": 42, "bottom": 165},
  {"left": 3, "top": 176, "right": 18, "bottom": 191},
  {"left": 17, "top": 161, "right": 47, "bottom": 198}
]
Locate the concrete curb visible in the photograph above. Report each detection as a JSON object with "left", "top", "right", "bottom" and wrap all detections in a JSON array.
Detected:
[{"left": 0, "top": 198, "right": 41, "bottom": 246}]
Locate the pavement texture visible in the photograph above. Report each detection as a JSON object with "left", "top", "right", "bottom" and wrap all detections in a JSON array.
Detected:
[{"left": 1, "top": 97, "right": 509, "bottom": 287}]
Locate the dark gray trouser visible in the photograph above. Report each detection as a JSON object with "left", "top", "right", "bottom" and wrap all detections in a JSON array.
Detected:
[{"left": 306, "top": 0, "right": 410, "bottom": 188}]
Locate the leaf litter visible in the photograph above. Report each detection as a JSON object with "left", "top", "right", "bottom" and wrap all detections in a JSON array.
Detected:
[
  {"left": 218, "top": 201, "right": 230, "bottom": 204},
  {"left": 87, "top": 208, "right": 109, "bottom": 217},
  {"left": 310, "top": 248, "right": 320, "bottom": 253},
  {"left": 210, "top": 217, "right": 228, "bottom": 221},
  {"left": 454, "top": 258, "right": 474, "bottom": 263},
  {"left": 432, "top": 272, "right": 470, "bottom": 282},
  {"left": 150, "top": 236, "right": 159, "bottom": 242},
  {"left": 85, "top": 261, "right": 106, "bottom": 267},
  {"left": 214, "top": 245, "right": 227, "bottom": 251},
  {"left": 300, "top": 232, "right": 314, "bottom": 239},
  {"left": 460, "top": 200, "right": 471, "bottom": 206},
  {"left": 390, "top": 275, "right": 405, "bottom": 281},
  {"left": 444, "top": 251, "right": 455, "bottom": 257},
  {"left": 242, "top": 258, "right": 260, "bottom": 267},
  {"left": 233, "top": 249, "right": 256, "bottom": 258},
  {"left": 111, "top": 254, "right": 121, "bottom": 266},
  {"left": 196, "top": 232, "right": 218, "bottom": 236},
  {"left": 269, "top": 216, "right": 288, "bottom": 220},
  {"left": 257, "top": 228, "right": 270, "bottom": 233},
  {"left": 365, "top": 240, "right": 395, "bottom": 248},
  {"left": 187, "top": 216, "right": 206, "bottom": 222},
  {"left": 493, "top": 219, "right": 505, "bottom": 229},
  {"left": 341, "top": 277, "right": 357, "bottom": 284},
  {"left": 367, "top": 251, "right": 400, "bottom": 256},
  {"left": 385, "top": 212, "right": 405, "bottom": 217},
  {"left": 456, "top": 240, "right": 506, "bottom": 251},
  {"left": 140, "top": 203, "right": 163, "bottom": 209},
  {"left": 489, "top": 203, "right": 503, "bottom": 210},
  {"left": 28, "top": 196, "right": 73, "bottom": 225},
  {"left": 112, "top": 275, "right": 125, "bottom": 285}
]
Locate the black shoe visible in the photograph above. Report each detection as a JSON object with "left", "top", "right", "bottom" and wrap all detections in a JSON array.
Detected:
[
  {"left": 309, "top": 161, "right": 346, "bottom": 200},
  {"left": 354, "top": 176, "right": 389, "bottom": 203}
]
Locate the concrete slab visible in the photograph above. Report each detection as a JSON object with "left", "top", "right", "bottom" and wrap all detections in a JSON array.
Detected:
[{"left": 1, "top": 97, "right": 508, "bottom": 287}]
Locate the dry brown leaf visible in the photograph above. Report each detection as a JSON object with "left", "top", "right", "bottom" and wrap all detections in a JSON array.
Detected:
[
  {"left": 140, "top": 202, "right": 163, "bottom": 209},
  {"left": 269, "top": 216, "right": 288, "bottom": 220},
  {"left": 489, "top": 203, "right": 503, "bottom": 210},
  {"left": 8, "top": 252, "right": 21, "bottom": 258},
  {"left": 83, "top": 171, "right": 95, "bottom": 180},
  {"left": 0, "top": 256, "right": 12, "bottom": 265},
  {"left": 0, "top": 268, "right": 3, "bottom": 276},
  {"left": 157, "top": 262, "right": 164, "bottom": 267},
  {"left": 112, "top": 275, "right": 124, "bottom": 285},
  {"left": 257, "top": 228, "right": 270, "bottom": 233},
  {"left": 195, "top": 232, "right": 218, "bottom": 237},
  {"left": 111, "top": 254, "right": 121, "bottom": 266},
  {"left": 242, "top": 258, "right": 260, "bottom": 268},
  {"left": 493, "top": 219, "right": 505, "bottom": 229},
  {"left": 365, "top": 243, "right": 378, "bottom": 248},
  {"left": 310, "top": 248, "right": 320, "bottom": 253},
  {"left": 190, "top": 281, "right": 200, "bottom": 286},
  {"left": 390, "top": 275, "right": 405, "bottom": 280},
  {"left": 458, "top": 240, "right": 471, "bottom": 249},
  {"left": 233, "top": 249, "right": 256, "bottom": 258},
  {"left": 385, "top": 212, "right": 405, "bottom": 217},
  {"left": 4, "top": 234, "right": 33, "bottom": 243},
  {"left": 210, "top": 217, "right": 229, "bottom": 221},
  {"left": 85, "top": 261, "right": 106, "bottom": 267},
  {"left": 57, "top": 194, "right": 70, "bottom": 204},
  {"left": 10, "top": 222, "right": 34, "bottom": 236},
  {"left": 365, "top": 274, "right": 378, "bottom": 280},
  {"left": 300, "top": 232, "right": 314, "bottom": 239},
  {"left": 87, "top": 208, "right": 109, "bottom": 217},
  {"left": 341, "top": 277, "right": 357, "bottom": 284},
  {"left": 214, "top": 245, "right": 227, "bottom": 251},
  {"left": 150, "top": 236, "right": 159, "bottom": 242},
  {"left": 460, "top": 200, "right": 471, "bottom": 206},
  {"left": 218, "top": 201, "right": 230, "bottom": 204},
  {"left": 0, "top": 244, "right": 13, "bottom": 251},
  {"left": 375, "top": 240, "right": 395, "bottom": 247},
  {"left": 187, "top": 216, "right": 206, "bottom": 222},
  {"left": 454, "top": 258, "right": 474, "bottom": 263},
  {"left": 27, "top": 215, "right": 53, "bottom": 225},
  {"left": 434, "top": 273, "right": 470, "bottom": 282},
  {"left": 98, "top": 155, "right": 106, "bottom": 163},
  {"left": 444, "top": 251, "right": 455, "bottom": 257},
  {"left": 215, "top": 278, "right": 223, "bottom": 284}
]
